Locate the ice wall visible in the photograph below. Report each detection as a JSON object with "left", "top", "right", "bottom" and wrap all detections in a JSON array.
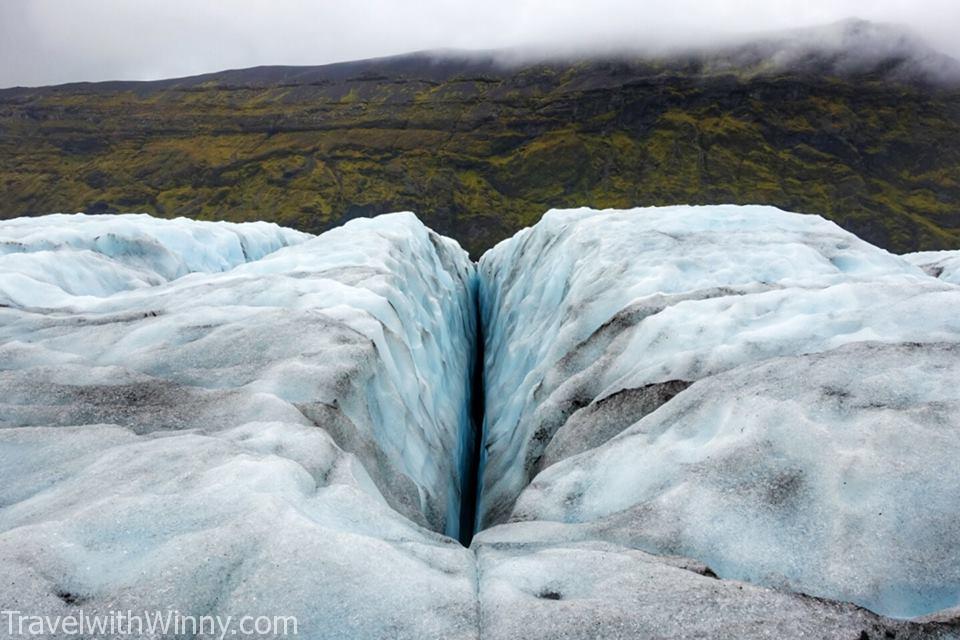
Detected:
[
  {"left": 476, "top": 205, "right": 960, "bottom": 617},
  {"left": 0, "top": 212, "right": 480, "bottom": 638}
]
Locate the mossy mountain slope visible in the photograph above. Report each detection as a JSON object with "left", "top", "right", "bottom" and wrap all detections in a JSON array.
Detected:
[{"left": 2, "top": 29, "right": 960, "bottom": 255}]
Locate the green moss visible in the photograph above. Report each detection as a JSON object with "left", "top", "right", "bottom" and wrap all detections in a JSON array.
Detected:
[{"left": 1, "top": 66, "right": 959, "bottom": 255}]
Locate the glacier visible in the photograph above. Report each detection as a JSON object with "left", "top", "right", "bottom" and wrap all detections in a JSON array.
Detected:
[
  {"left": 906, "top": 249, "right": 960, "bottom": 285},
  {"left": 1, "top": 207, "right": 959, "bottom": 638},
  {"left": 477, "top": 205, "right": 960, "bottom": 620},
  {"left": 0, "top": 212, "right": 480, "bottom": 638},
  {"left": 0, "top": 213, "right": 310, "bottom": 306}
]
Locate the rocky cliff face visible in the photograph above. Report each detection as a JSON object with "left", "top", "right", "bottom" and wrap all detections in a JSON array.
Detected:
[{"left": 2, "top": 22, "right": 960, "bottom": 255}]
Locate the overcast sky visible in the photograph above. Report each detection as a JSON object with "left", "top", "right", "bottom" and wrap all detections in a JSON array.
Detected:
[{"left": 2, "top": 0, "right": 959, "bottom": 88}]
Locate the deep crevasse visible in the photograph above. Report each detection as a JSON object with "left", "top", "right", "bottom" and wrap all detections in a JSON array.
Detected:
[{"left": 2, "top": 208, "right": 960, "bottom": 638}]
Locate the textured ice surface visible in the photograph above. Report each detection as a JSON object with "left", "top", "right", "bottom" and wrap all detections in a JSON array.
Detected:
[
  {"left": 905, "top": 250, "right": 960, "bottom": 284},
  {"left": 0, "top": 423, "right": 478, "bottom": 639},
  {"left": 2, "top": 207, "right": 959, "bottom": 638},
  {"left": 0, "top": 213, "right": 310, "bottom": 306},
  {"left": 473, "top": 533, "right": 960, "bottom": 640},
  {"left": 478, "top": 205, "right": 960, "bottom": 618},
  {"left": 1, "top": 212, "right": 477, "bottom": 535},
  {"left": 0, "top": 212, "right": 480, "bottom": 638},
  {"left": 509, "top": 343, "right": 960, "bottom": 617}
]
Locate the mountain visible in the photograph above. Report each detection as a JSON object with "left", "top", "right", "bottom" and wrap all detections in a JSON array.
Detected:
[
  {"left": 1, "top": 19, "right": 959, "bottom": 256},
  {"left": 2, "top": 208, "right": 959, "bottom": 637}
]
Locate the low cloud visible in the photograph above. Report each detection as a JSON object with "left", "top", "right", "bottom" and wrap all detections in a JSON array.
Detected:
[{"left": 2, "top": 0, "right": 959, "bottom": 87}]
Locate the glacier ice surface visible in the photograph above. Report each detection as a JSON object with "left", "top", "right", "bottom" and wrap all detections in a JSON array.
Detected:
[
  {"left": 472, "top": 534, "right": 958, "bottom": 639},
  {"left": 2, "top": 206, "right": 959, "bottom": 638},
  {"left": 477, "top": 205, "right": 960, "bottom": 618},
  {"left": 0, "top": 212, "right": 480, "bottom": 638},
  {"left": 905, "top": 249, "right": 960, "bottom": 284},
  {"left": 0, "top": 213, "right": 310, "bottom": 306}
]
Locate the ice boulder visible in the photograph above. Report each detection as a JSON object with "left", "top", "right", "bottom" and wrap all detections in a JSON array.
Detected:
[{"left": 477, "top": 205, "right": 960, "bottom": 618}]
